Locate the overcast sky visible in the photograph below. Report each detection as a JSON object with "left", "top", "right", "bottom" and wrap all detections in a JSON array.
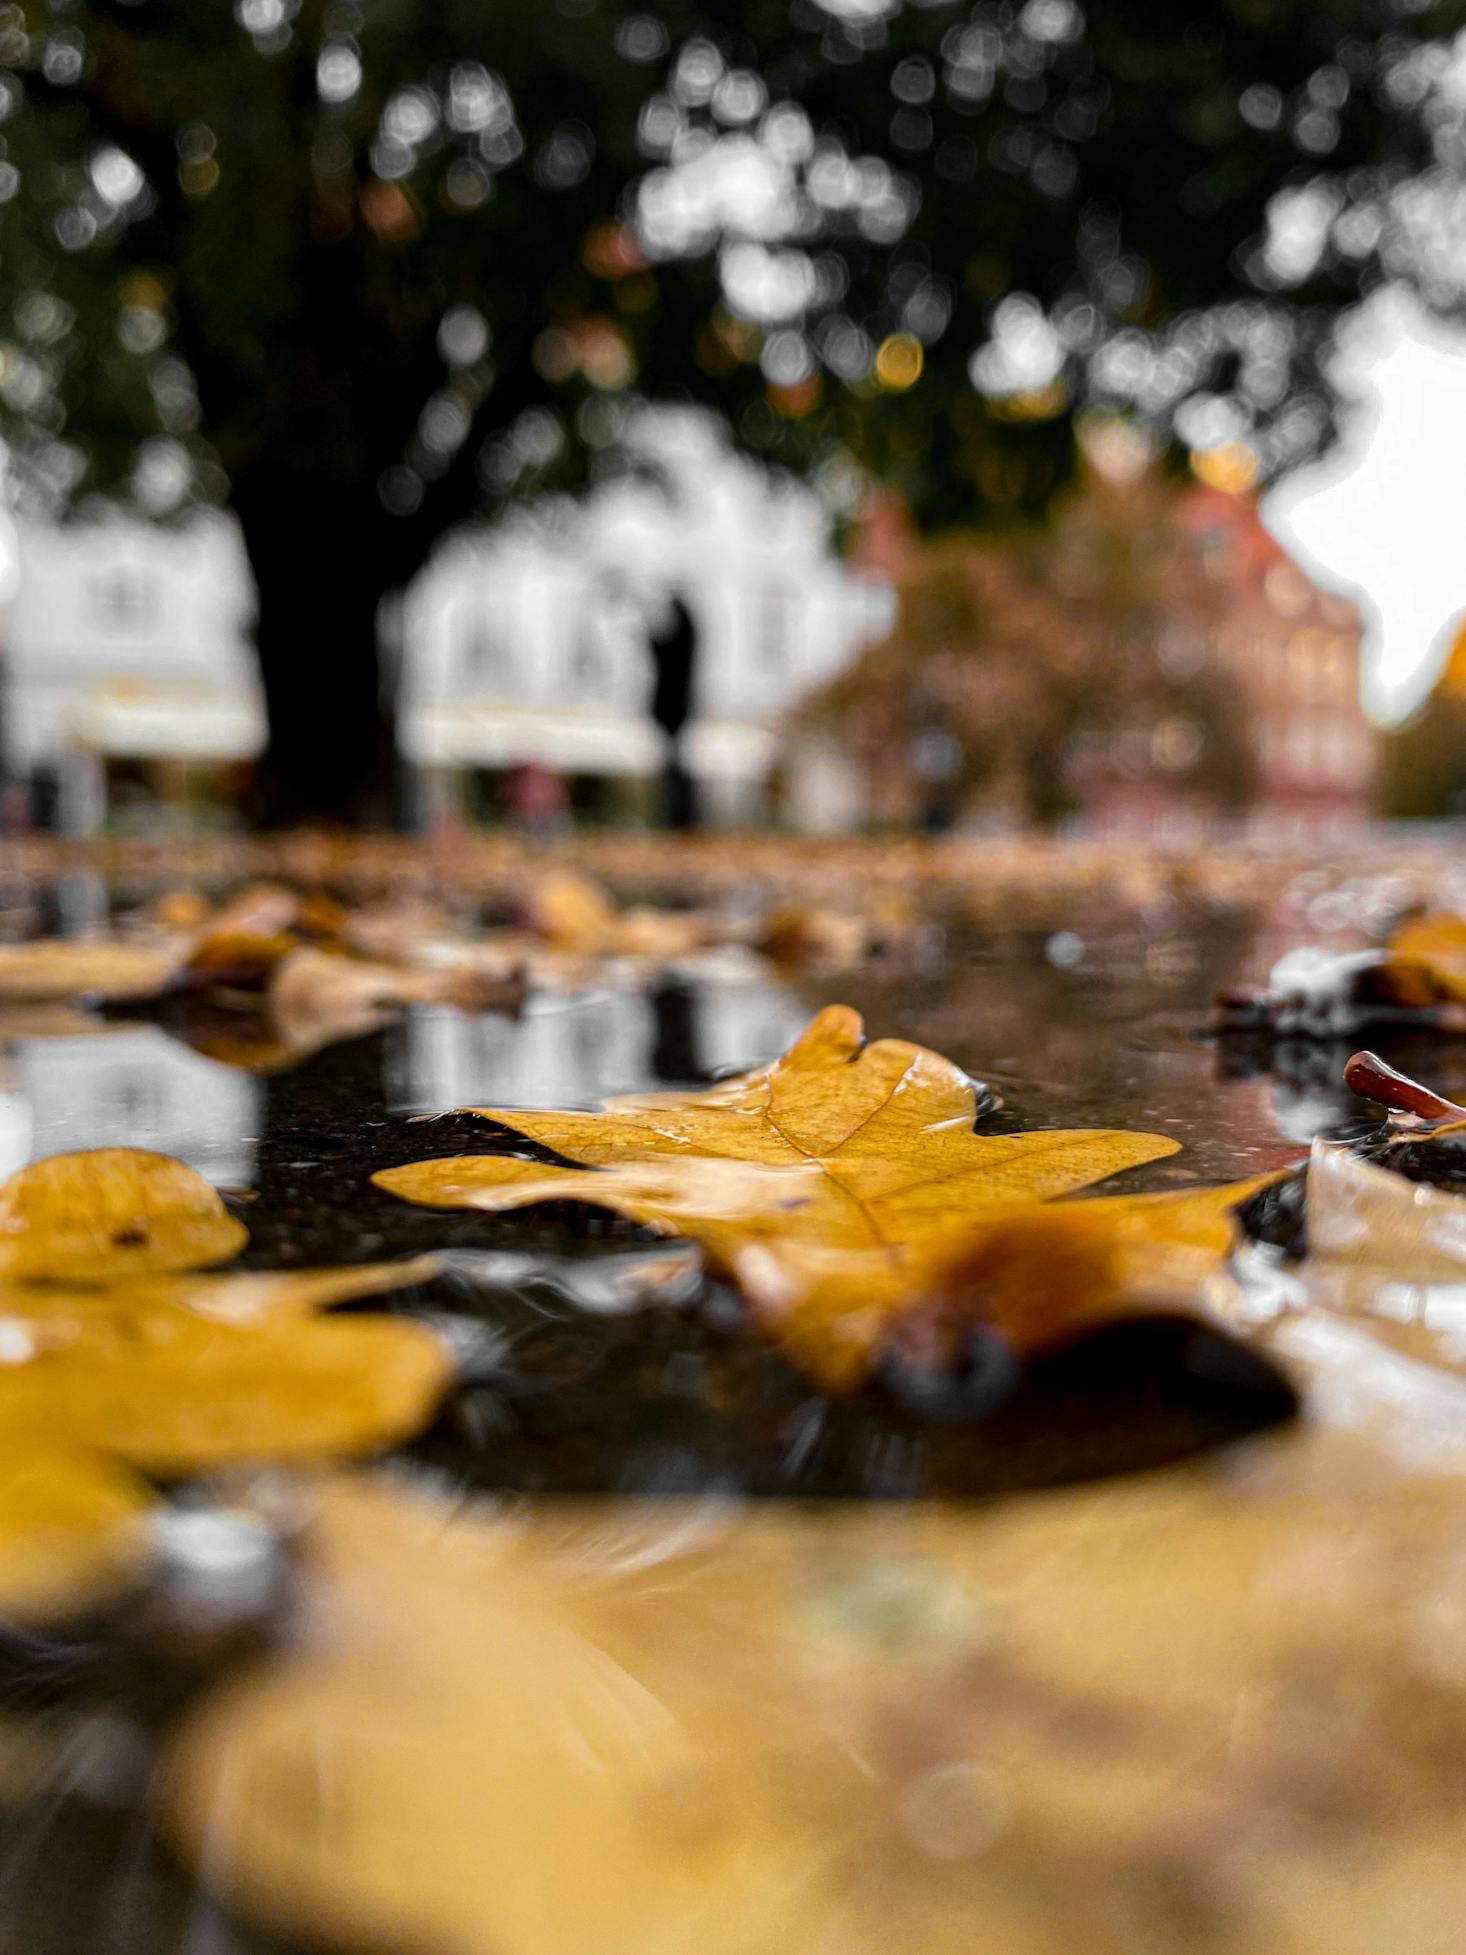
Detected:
[{"left": 1266, "top": 286, "right": 1466, "bottom": 725}]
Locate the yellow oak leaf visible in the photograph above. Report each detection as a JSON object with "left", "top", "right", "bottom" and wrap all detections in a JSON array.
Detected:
[
  {"left": 0, "top": 1315, "right": 452, "bottom": 1476},
  {"left": 375, "top": 1005, "right": 1188, "bottom": 1388},
  {"left": 910, "top": 1176, "right": 1284, "bottom": 1362},
  {"left": 0, "top": 1256, "right": 444, "bottom": 1333}
]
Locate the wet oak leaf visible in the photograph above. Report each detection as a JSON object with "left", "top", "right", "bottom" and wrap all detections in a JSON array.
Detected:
[
  {"left": 916, "top": 1176, "right": 1285, "bottom": 1360},
  {"left": 375, "top": 1005, "right": 1187, "bottom": 1388},
  {"left": 0, "top": 1256, "right": 443, "bottom": 1344}
]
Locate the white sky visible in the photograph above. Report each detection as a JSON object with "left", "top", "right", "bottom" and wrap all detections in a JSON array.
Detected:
[{"left": 1265, "top": 285, "right": 1466, "bottom": 724}]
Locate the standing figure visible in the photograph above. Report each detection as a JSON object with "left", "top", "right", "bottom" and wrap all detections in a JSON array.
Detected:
[{"left": 647, "top": 591, "right": 698, "bottom": 830}]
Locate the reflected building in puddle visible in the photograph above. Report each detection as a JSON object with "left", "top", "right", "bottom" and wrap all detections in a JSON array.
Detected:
[
  {"left": 404, "top": 982, "right": 811, "bottom": 1111},
  {"left": 0, "top": 1025, "right": 260, "bottom": 1182}
]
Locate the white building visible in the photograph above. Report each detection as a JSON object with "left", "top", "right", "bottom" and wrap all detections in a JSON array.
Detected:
[
  {"left": 3, "top": 513, "right": 263, "bottom": 831},
  {"left": 2, "top": 427, "right": 888, "bottom": 829},
  {"left": 401, "top": 423, "right": 887, "bottom": 824}
]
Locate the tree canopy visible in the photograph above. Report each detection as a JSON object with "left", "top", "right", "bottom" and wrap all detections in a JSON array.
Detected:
[{"left": 2, "top": 0, "right": 1464, "bottom": 813}]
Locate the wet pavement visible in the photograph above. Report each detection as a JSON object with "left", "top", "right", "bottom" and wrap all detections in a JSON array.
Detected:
[{"left": 2, "top": 868, "right": 1466, "bottom": 1953}]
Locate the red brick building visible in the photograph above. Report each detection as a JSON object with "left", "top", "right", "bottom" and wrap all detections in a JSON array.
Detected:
[{"left": 1082, "top": 485, "right": 1374, "bottom": 842}]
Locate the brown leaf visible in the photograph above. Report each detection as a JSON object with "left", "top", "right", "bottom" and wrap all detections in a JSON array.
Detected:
[
  {"left": 907, "top": 1176, "right": 1283, "bottom": 1363},
  {"left": 268, "top": 946, "right": 523, "bottom": 1056},
  {"left": 375, "top": 1005, "right": 1183, "bottom": 1388},
  {"left": 519, "top": 870, "right": 710, "bottom": 961},
  {"left": 518, "top": 868, "right": 620, "bottom": 949}
]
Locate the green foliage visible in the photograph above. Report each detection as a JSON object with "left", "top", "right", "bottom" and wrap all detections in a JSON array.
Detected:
[
  {"left": 2, "top": 0, "right": 1463, "bottom": 553},
  {"left": 1382, "top": 696, "right": 1466, "bottom": 819}
]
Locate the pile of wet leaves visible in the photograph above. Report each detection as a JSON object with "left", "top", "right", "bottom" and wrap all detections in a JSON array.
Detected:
[{"left": 2, "top": 866, "right": 1466, "bottom": 1954}]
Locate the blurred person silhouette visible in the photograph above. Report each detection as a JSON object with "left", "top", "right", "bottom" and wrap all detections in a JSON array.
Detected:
[
  {"left": 504, "top": 759, "right": 569, "bottom": 837},
  {"left": 646, "top": 588, "right": 698, "bottom": 830},
  {"left": 911, "top": 691, "right": 962, "bottom": 833}
]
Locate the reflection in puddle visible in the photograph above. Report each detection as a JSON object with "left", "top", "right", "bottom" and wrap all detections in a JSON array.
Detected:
[
  {"left": 0, "top": 900, "right": 1457, "bottom": 1954},
  {"left": 0, "top": 1026, "right": 261, "bottom": 1181},
  {"left": 402, "top": 981, "right": 811, "bottom": 1111}
]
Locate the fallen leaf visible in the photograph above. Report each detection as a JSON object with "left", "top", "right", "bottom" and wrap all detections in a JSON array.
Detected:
[
  {"left": 0, "top": 880, "right": 523, "bottom": 1072},
  {"left": 0, "top": 1255, "right": 443, "bottom": 1339},
  {"left": 519, "top": 869, "right": 709, "bottom": 961},
  {"left": 1306, "top": 1140, "right": 1466, "bottom": 1293},
  {"left": 270, "top": 945, "right": 518, "bottom": 1042},
  {"left": 518, "top": 868, "right": 620, "bottom": 950},
  {"left": 0, "top": 1446, "right": 152, "bottom": 1625},
  {"left": 0, "top": 940, "right": 181, "bottom": 1003},
  {"left": 375, "top": 1005, "right": 1183, "bottom": 1388},
  {"left": 1379, "top": 912, "right": 1466, "bottom": 1007},
  {"left": 1236, "top": 1140, "right": 1466, "bottom": 1392},
  {"left": 756, "top": 902, "right": 871, "bottom": 970},
  {"left": 0, "top": 1148, "right": 248, "bottom": 1281},
  {"left": 1215, "top": 922, "right": 1466, "bottom": 1036},
  {"left": 168, "top": 1460, "right": 1466, "bottom": 1955},
  {"left": 0, "top": 1316, "right": 453, "bottom": 1476},
  {"left": 906, "top": 1175, "right": 1283, "bottom": 1364},
  {"left": 0, "top": 1151, "right": 450, "bottom": 1477}
]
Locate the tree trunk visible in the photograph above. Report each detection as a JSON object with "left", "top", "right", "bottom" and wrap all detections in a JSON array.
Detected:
[{"left": 235, "top": 476, "right": 402, "bottom": 828}]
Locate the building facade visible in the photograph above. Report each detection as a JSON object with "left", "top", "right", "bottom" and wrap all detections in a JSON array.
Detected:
[
  {"left": 1181, "top": 487, "right": 1374, "bottom": 840},
  {"left": 1064, "top": 486, "right": 1373, "bottom": 843},
  {"left": 1, "top": 432, "right": 888, "bottom": 831},
  {"left": 400, "top": 433, "right": 889, "bottom": 826},
  {"left": 2, "top": 513, "right": 263, "bottom": 830}
]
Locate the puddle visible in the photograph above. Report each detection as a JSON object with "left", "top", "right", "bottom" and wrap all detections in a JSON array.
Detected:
[{"left": 0, "top": 887, "right": 1459, "bottom": 1953}]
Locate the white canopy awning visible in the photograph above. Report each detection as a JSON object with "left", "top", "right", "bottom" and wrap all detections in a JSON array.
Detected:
[
  {"left": 69, "top": 683, "right": 266, "bottom": 761},
  {"left": 681, "top": 719, "right": 778, "bottom": 781},
  {"left": 403, "top": 703, "right": 667, "bottom": 776}
]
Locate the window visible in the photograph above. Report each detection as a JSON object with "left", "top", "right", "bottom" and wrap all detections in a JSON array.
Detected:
[
  {"left": 90, "top": 564, "right": 157, "bottom": 631},
  {"left": 759, "top": 585, "right": 798, "bottom": 677},
  {"left": 458, "top": 614, "right": 507, "bottom": 692},
  {"left": 571, "top": 619, "right": 604, "bottom": 695}
]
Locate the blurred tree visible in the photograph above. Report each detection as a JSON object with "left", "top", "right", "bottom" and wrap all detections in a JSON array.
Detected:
[
  {"left": 1381, "top": 616, "right": 1466, "bottom": 819},
  {"left": 797, "top": 465, "right": 1255, "bottom": 827},
  {"left": 1, "top": 0, "right": 1462, "bottom": 818}
]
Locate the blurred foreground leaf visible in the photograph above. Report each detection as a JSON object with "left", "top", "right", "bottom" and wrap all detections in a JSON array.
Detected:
[
  {"left": 168, "top": 1439, "right": 1466, "bottom": 1955},
  {"left": 0, "top": 1447, "right": 152, "bottom": 1629}
]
